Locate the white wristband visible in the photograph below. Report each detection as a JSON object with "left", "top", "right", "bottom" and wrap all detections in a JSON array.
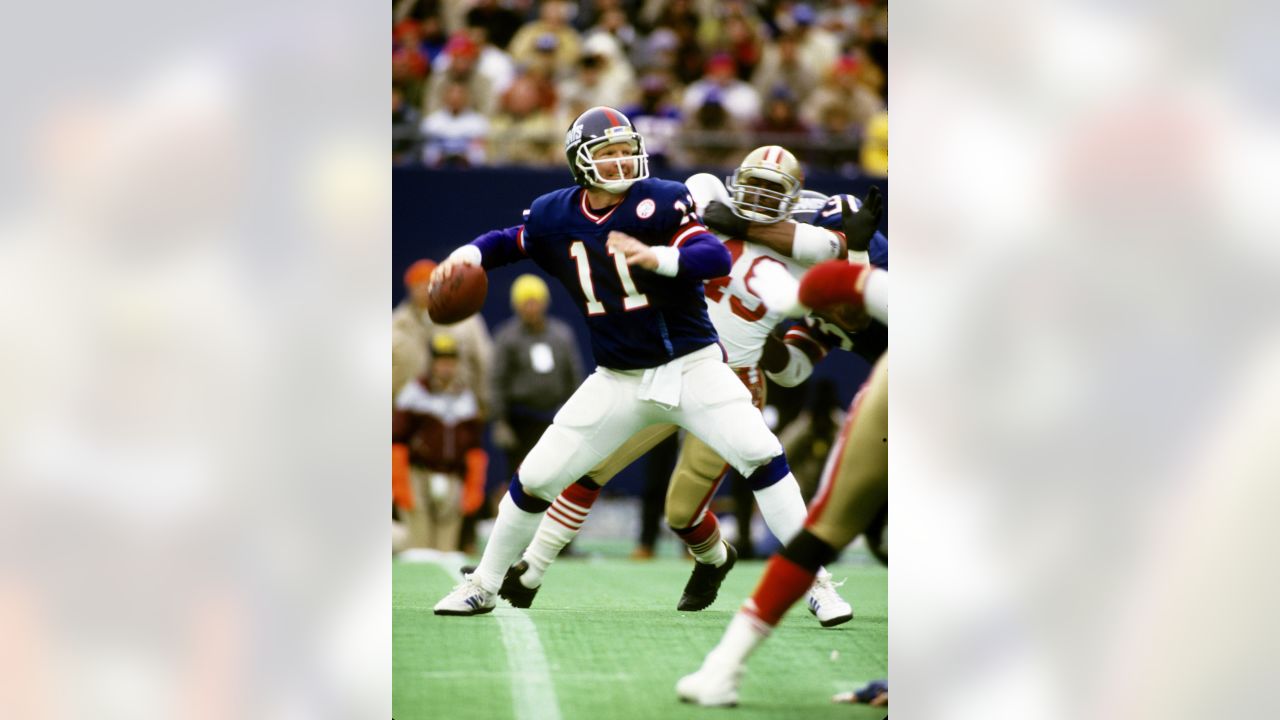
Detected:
[
  {"left": 650, "top": 246, "right": 680, "bottom": 277},
  {"left": 449, "top": 245, "right": 482, "bottom": 266},
  {"left": 791, "top": 223, "right": 842, "bottom": 265},
  {"left": 863, "top": 269, "right": 888, "bottom": 325}
]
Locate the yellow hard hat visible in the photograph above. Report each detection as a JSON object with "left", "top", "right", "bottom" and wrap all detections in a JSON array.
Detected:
[
  {"left": 510, "top": 274, "right": 550, "bottom": 309},
  {"left": 429, "top": 332, "right": 459, "bottom": 358}
]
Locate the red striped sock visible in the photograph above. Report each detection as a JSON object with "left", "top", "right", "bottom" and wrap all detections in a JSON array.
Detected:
[
  {"left": 675, "top": 513, "right": 725, "bottom": 565},
  {"left": 747, "top": 554, "right": 818, "bottom": 627}
]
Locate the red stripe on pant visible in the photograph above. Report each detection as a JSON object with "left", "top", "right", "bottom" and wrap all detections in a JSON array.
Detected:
[{"left": 806, "top": 384, "right": 870, "bottom": 527}]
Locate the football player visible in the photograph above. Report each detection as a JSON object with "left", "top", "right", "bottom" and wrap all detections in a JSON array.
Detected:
[
  {"left": 495, "top": 146, "right": 886, "bottom": 627},
  {"left": 431, "top": 108, "right": 816, "bottom": 617},
  {"left": 677, "top": 258, "right": 889, "bottom": 706}
]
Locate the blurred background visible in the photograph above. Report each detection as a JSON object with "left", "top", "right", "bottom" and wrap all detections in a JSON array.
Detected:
[{"left": 392, "top": 0, "right": 888, "bottom": 175}]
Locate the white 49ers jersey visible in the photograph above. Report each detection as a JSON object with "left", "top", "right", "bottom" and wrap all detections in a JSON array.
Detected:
[{"left": 703, "top": 239, "right": 806, "bottom": 369}]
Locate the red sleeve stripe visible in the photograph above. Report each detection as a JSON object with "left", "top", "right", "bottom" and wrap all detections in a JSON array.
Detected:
[
  {"left": 785, "top": 328, "right": 827, "bottom": 364},
  {"left": 516, "top": 225, "right": 527, "bottom": 254},
  {"left": 671, "top": 222, "right": 710, "bottom": 248}
]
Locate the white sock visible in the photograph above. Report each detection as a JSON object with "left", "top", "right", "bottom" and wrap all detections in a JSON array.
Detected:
[
  {"left": 753, "top": 476, "right": 833, "bottom": 587},
  {"left": 753, "top": 473, "right": 807, "bottom": 545},
  {"left": 473, "top": 493, "right": 544, "bottom": 593},
  {"left": 706, "top": 605, "right": 771, "bottom": 669},
  {"left": 522, "top": 494, "right": 592, "bottom": 586}
]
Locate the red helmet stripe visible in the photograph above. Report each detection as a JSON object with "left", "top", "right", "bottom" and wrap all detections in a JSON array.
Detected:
[{"left": 602, "top": 108, "right": 623, "bottom": 127}]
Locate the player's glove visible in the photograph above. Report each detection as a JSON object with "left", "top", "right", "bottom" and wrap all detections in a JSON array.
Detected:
[
  {"left": 841, "top": 187, "right": 884, "bottom": 254},
  {"left": 759, "top": 323, "right": 791, "bottom": 374},
  {"left": 701, "top": 201, "right": 750, "bottom": 239}
]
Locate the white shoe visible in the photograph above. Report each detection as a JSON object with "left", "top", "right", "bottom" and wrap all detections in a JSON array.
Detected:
[
  {"left": 806, "top": 577, "right": 853, "bottom": 628},
  {"left": 433, "top": 575, "right": 496, "bottom": 616},
  {"left": 675, "top": 658, "right": 744, "bottom": 707}
]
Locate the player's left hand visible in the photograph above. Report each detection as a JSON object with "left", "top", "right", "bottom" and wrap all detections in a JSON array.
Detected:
[
  {"left": 841, "top": 187, "right": 884, "bottom": 254},
  {"left": 607, "top": 232, "right": 658, "bottom": 270}
]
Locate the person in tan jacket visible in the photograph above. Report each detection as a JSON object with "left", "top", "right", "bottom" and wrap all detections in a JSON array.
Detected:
[
  {"left": 393, "top": 333, "right": 486, "bottom": 551},
  {"left": 392, "top": 258, "right": 494, "bottom": 416}
]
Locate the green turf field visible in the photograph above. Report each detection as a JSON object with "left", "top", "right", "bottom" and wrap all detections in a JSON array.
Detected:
[{"left": 393, "top": 548, "right": 887, "bottom": 720}]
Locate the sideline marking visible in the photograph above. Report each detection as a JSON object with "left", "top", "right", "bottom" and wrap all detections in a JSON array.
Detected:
[{"left": 417, "top": 551, "right": 563, "bottom": 720}]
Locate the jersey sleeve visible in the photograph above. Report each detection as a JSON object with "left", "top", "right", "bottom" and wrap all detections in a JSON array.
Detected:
[
  {"left": 470, "top": 224, "right": 526, "bottom": 269},
  {"left": 659, "top": 183, "right": 730, "bottom": 279}
]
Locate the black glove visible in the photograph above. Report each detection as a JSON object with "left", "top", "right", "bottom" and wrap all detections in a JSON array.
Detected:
[
  {"left": 758, "top": 323, "right": 791, "bottom": 374},
  {"left": 701, "top": 200, "right": 750, "bottom": 239},
  {"left": 841, "top": 186, "right": 885, "bottom": 254}
]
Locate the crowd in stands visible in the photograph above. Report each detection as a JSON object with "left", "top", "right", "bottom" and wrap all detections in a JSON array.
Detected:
[{"left": 393, "top": 0, "right": 888, "bottom": 175}]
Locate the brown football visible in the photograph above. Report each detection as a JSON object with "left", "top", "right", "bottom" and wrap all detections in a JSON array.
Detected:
[{"left": 427, "top": 263, "right": 488, "bottom": 324}]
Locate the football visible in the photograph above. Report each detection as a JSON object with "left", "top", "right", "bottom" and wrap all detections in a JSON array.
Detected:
[{"left": 427, "top": 263, "right": 487, "bottom": 324}]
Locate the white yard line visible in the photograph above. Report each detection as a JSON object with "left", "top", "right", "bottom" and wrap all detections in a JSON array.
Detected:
[{"left": 413, "top": 551, "right": 563, "bottom": 720}]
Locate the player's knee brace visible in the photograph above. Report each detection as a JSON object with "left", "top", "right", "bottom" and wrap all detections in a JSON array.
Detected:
[
  {"left": 779, "top": 528, "right": 839, "bottom": 573},
  {"left": 747, "top": 453, "right": 792, "bottom": 491},
  {"left": 507, "top": 475, "right": 552, "bottom": 513}
]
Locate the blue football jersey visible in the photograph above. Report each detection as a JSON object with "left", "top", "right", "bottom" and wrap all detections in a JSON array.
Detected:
[
  {"left": 478, "top": 178, "right": 727, "bottom": 370},
  {"left": 798, "top": 193, "right": 889, "bottom": 270}
]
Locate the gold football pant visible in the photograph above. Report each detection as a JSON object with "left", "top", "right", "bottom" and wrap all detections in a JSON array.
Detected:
[{"left": 804, "top": 354, "right": 888, "bottom": 548}]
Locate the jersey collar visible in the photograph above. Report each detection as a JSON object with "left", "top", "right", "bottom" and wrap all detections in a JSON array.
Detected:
[{"left": 578, "top": 188, "right": 626, "bottom": 225}]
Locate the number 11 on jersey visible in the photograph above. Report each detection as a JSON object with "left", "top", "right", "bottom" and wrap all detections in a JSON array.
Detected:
[{"left": 569, "top": 240, "right": 650, "bottom": 315}]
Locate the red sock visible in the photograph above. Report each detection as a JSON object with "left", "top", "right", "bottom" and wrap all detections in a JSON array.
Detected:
[
  {"left": 674, "top": 513, "right": 722, "bottom": 559},
  {"left": 746, "top": 554, "right": 818, "bottom": 627},
  {"left": 561, "top": 479, "right": 601, "bottom": 508}
]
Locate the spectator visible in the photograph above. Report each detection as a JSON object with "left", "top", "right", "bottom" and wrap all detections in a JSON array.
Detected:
[
  {"left": 752, "top": 86, "right": 810, "bottom": 144},
  {"left": 752, "top": 28, "right": 819, "bottom": 106},
  {"left": 393, "top": 333, "right": 485, "bottom": 551},
  {"left": 556, "top": 33, "right": 637, "bottom": 123},
  {"left": 393, "top": 19, "right": 435, "bottom": 110},
  {"left": 392, "top": 258, "right": 495, "bottom": 415},
  {"left": 632, "top": 26, "right": 680, "bottom": 75},
  {"left": 393, "top": 85, "right": 423, "bottom": 165},
  {"left": 465, "top": 0, "right": 524, "bottom": 51},
  {"left": 489, "top": 274, "right": 583, "bottom": 475},
  {"left": 439, "top": 26, "right": 517, "bottom": 103},
  {"left": 772, "top": 2, "right": 840, "bottom": 75},
  {"left": 585, "top": 6, "right": 639, "bottom": 59},
  {"left": 393, "top": 259, "right": 437, "bottom": 403},
  {"left": 861, "top": 109, "right": 888, "bottom": 176},
  {"left": 800, "top": 54, "right": 884, "bottom": 131},
  {"left": 718, "top": 13, "right": 763, "bottom": 81},
  {"left": 508, "top": 1, "right": 583, "bottom": 78},
  {"left": 680, "top": 53, "right": 760, "bottom": 127},
  {"left": 421, "top": 81, "right": 490, "bottom": 167},
  {"left": 680, "top": 91, "right": 741, "bottom": 166},
  {"left": 809, "top": 99, "right": 859, "bottom": 170},
  {"left": 488, "top": 75, "right": 562, "bottom": 166},
  {"left": 425, "top": 32, "right": 497, "bottom": 115},
  {"left": 622, "top": 72, "right": 682, "bottom": 167}
]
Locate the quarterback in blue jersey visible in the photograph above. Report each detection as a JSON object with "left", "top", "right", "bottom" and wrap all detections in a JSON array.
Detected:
[{"left": 433, "top": 106, "right": 805, "bottom": 616}]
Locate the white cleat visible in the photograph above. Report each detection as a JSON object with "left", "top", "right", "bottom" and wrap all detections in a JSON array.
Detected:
[
  {"left": 433, "top": 575, "right": 496, "bottom": 616},
  {"left": 675, "top": 659, "right": 745, "bottom": 707},
  {"left": 807, "top": 577, "right": 853, "bottom": 628}
]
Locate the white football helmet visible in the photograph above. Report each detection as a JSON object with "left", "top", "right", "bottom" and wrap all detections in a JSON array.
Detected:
[{"left": 726, "top": 145, "right": 804, "bottom": 224}]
